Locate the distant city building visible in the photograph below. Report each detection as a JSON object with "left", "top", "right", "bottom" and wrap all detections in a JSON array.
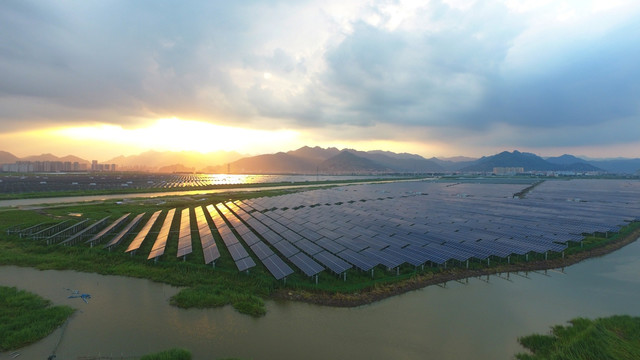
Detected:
[
  {"left": 90, "top": 160, "right": 116, "bottom": 172},
  {"left": 493, "top": 167, "right": 524, "bottom": 175},
  {"left": 1, "top": 160, "right": 90, "bottom": 173}
]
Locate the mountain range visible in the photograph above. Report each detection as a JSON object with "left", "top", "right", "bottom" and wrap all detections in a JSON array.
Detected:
[{"left": 1, "top": 148, "right": 639, "bottom": 174}]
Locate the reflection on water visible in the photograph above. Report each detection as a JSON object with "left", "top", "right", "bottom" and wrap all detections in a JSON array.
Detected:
[{"left": 1, "top": 239, "right": 639, "bottom": 359}]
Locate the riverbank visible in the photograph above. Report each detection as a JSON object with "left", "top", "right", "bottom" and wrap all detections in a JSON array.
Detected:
[
  {"left": 272, "top": 224, "right": 640, "bottom": 307},
  {"left": 516, "top": 315, "right": 640, "bottom": 359}
]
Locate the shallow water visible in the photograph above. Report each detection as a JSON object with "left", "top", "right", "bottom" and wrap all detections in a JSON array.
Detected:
[{"left": 1, "top": 238, "right": 639, "bottom": 359}]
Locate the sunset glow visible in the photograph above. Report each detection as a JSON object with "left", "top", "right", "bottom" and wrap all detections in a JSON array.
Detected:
[{"left": 52, "top": 118, "right": 300, "bottom": 156}]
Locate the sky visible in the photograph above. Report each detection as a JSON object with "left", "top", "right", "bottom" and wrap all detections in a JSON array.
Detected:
[{"left": 1, "top": 0, "right": 639, "bottom": 161}]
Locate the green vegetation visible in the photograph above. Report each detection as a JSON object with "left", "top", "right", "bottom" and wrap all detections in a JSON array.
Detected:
[
  {"left": 516, "top": 315, "right": 640, "bottom": 360},
  {"left": 0, "top": 286, "right": 75, "bottom": 351},
  {"left": 140, "top": 348, "right": 192, "bottom": 360}
]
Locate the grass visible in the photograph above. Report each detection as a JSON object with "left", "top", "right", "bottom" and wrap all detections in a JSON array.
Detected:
[
  {"left": 140, "top": 348, "right": 192, "bottom": 360},
  {"left": 0, "top": 286, "right": 75, "bottom": 351},
  {"left": 516, "top": 315, "right": 640, "bottom": 360}
]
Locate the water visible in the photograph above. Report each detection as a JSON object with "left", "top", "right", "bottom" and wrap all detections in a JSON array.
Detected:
[{"left": 1, "top": 239, "right": 639, "bottom": 359}]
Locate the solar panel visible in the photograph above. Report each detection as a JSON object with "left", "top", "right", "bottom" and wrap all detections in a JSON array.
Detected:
[
  {"left": 126, "top": 210, "right": 162, "bottom": 253},
  {"left": 105, "top": 213, "right": 145, "bottom": 249},
  {"left": 86, "top": 213, "right": 131, "bottom": 247},
  {"left": 235, "top": 257, "right": 256, "bottom": 272},
  {"left": 313, "top": 251, "right": 352, "bottom": 274},
  {"left": 148, "top": 209, "right": 176, "bottom": 260},
  {"left": 362, "top": 248, "right": 404, "bottom": 268},
  {"left": 250, "top": 241, "right": 274, "bottom": 260},
  {"left": 336, "top": 249, "right": 378, "bottom": 271},
  {"left": 176, "top": 208, "right": 193, "bottom": 258},
  {"left": 296, "top": 239, "right": 323, "bottom": 256},
  {"left": 272, "top": 239, "right": 300, "bottom": 258},
  {"left": 261, "top": 254, "right": 294, "bottom": 280},
  {"left": 289, "top": 252, "right": 324, "bottom": 276}
]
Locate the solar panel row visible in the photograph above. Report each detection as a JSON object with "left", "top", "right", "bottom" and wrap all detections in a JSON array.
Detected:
[
  {"left": 86, "top": 213, "right": 130, "bottom": 247},
  {"left": 148, "top": 208, "right": 176, "bottom": 261},
  {"left": 105, "top": 213, "right": 145, "bottom": 249},
  {"left": 126, "top": 210, "right": 162, "bottom": 254},
  {"left": 207, "top": 204, "right": 256, "bottom": 272},
  {"left": 195, "top": 206, "right": 220, "bottom": 265},
  {"left": 176, "top": 208, "right": 193, "bottom": 259}
]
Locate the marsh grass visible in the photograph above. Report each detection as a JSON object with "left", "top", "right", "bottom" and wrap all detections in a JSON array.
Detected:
[
  {"left": 516, "top": 315, "right": 640, "bottom": 360},
  {"left": 0, "top": 286, "right": 75, "bottom": 351},
  {"left": 139, "top": 348, "right": 192, "bottom": 360}
]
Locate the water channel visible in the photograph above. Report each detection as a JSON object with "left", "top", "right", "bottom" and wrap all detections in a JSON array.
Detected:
[{"left": 1, "top": 238, "right": 639, "bottom": 359}]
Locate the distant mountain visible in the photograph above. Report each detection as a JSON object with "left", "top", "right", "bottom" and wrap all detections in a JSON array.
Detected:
[
  {"left": 460, "top": 151, "right": 548, "bottom": 172},
  {"left": 225, "top": 152, "right": 317, "bottom": 174},
  {"left": 460, "top": 150, "right": 602, "bottom": 172},
  {"left": 106, "top": 150, "right": 245, "bottom": 172},
  {"left": 319, "top": 150, "right": 390, "bottom": 173},
  {"left": 217, "top": 146, "right": 445, "bottom": 174},
  {"left": 354, "top": 150, "right": 444, "bottom": 172},
  {"left": 438, "top": 156, "right": 477, "bottom": 162},
  {"left": 157, "top": 164, "right": 196, "bottom": 173},
  {"left": 366, "top": 150, "right": 426, "bottom": 161},
  {"left": 15, "top": 153, "right": 90, "bottom": 164},
  {"left": 589, "top": 158, "right": 640, "bottom": 174},
  {"left": 429, "top": 157, "right": 477, "bottom": 172},
  {"left": 287, "top": 146, "right": 341, "bottom": 163},
  {"left": 546, "top": 154, "right": 590, "bottom": 165},
  {"left": 0, "top": 151, "right": 20, "bottom": 165}
]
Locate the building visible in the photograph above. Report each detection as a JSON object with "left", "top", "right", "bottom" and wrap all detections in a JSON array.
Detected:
[{"left": 493, "top": 167, "right": 524, "bottom": 176}]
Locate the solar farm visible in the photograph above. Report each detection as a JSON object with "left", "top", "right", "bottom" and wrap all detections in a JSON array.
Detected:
[
  {"left": 8, "top": 179, "right": 640, "bottom": 282},
  {"left": 0, "top": 173, "right": 378, "bottom": 195}
]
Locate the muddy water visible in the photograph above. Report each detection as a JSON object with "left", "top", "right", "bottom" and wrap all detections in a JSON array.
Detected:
[{"left": 1, "top": 239, "right": 639, "bottom": 359}]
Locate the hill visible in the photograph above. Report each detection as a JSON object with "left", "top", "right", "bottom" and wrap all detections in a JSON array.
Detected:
[
  {"left": 0, "top": 151, "right": 20, "bottom": 165},
  {"left": 106, "top": 150, "right": 244, "bottom": 172},
  {"left": 219, "top": 146, "right": 444, "bottom": 174},
  {"left": 588, "top": 158, "right": 640, "bottom": 174},
  {"left": 461, "top": 150, "right": 602, "bottom": 173},
  {"left": 318, "top": 150, "right": 390, "bottom": 173}
]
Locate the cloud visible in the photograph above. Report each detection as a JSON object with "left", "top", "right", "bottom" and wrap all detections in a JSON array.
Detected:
[{"left": 1, "top": 0, "right": 639, "bottom": 155}]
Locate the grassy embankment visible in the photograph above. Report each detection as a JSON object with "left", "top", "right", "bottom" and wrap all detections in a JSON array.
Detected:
[
  {"left": 516, "top": 315, "right": 640, "bottom": 360},
  {"left": 0, "top": 286, "right": 75, "bottom": 351},
  {"left": 0, "top": 188, "right": 639, "bottom": 316}
]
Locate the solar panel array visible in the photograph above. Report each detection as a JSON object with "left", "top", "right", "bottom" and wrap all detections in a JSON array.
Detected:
[
  {"left": 228, "top": 179, "right": 640, "bottom": 277},
  {"left": 42, "top": 179, "right": 640, "bottom": 281}
]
